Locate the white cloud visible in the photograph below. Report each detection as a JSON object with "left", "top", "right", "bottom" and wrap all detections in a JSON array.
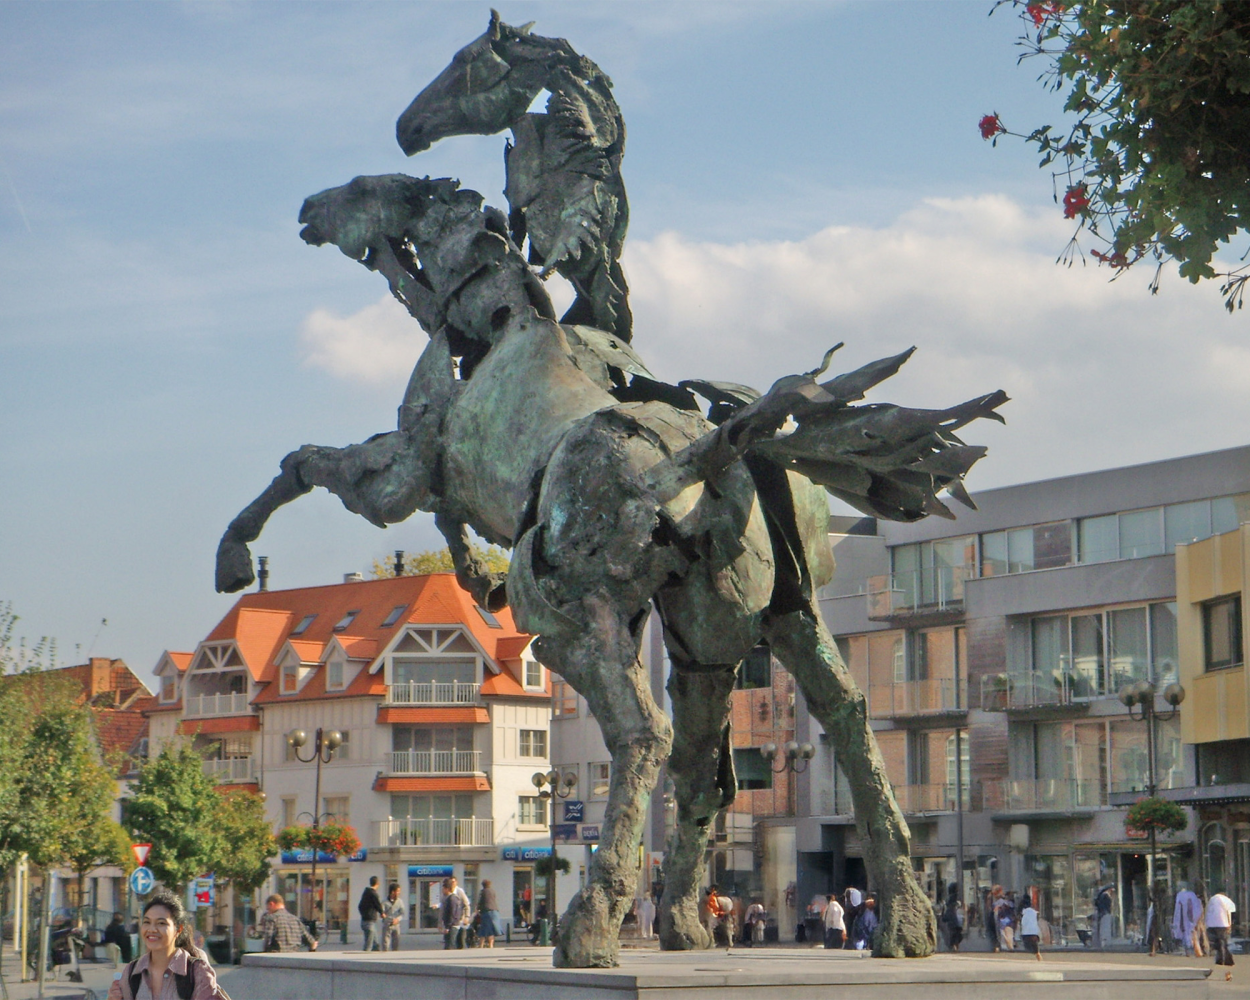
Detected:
[{"left": 300, "top": 194, "right": 1249, "bottom": 492}]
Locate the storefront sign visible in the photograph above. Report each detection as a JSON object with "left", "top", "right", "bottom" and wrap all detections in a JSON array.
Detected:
[
  {"left": 579, "top": 824, "right": 600, "bottom": 842},
  {"left": 407, "top": 864, "right": 454, "bottom": 878},
  {"left": 1125, "top": 826, "right": 1149, "bottom": 840},
  {"left": 562, "top": 800, "right": 584, "bottom": 822},
  {"left": 280, "top": 850, "right": 338, "bottom": 864},
  {"left": 347, "top": 848, "right": 368, "bottom": 861},
  {"left": 551, "top": 824, "right": 579, "bottom": 843},
  {"left": 501, "top": 846, "right": 552, "bottom": 861},
  {"left": 193, "top": 876, "right": 215, "bottom": 907}
]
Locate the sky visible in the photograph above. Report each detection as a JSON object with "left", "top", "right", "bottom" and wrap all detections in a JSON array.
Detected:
[{"left": 2, "top": 1, "right": 1247, "bottom": 684}]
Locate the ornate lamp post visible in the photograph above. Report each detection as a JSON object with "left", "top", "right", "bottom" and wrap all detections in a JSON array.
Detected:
[
  {"left": 287, "top": 727, "right": 343, "bottom": 935},
  {"left": 1117, "top": 680, "right": 1185, "bottom": 955},
  {"left": 760, "top": 741, "right": 815, "bottom": 773},
  {"left": 532, "top": 768, "right": 577, "bottom": 938}
]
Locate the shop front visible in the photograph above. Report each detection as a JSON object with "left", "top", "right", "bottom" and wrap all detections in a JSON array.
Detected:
[{"left": 501, "top": 845, "right": 550, "bottom": 928}]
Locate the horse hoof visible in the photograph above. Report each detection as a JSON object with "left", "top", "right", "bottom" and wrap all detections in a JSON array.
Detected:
[{"left": 216, "top": 535, "right": 256, "bottom": 593}]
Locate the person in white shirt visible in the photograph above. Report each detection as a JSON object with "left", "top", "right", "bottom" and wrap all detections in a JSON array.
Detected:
[
  {"left": 822, "top": 894, "right": 845, "bottom": 950},
  {"left": 637, "top": 895, "right": 656, "bottom": 940},
  {"left": 1172, "top": 885, "right": 1203, "bottom": 957},
  {"left": 1019, "top": 902, "right": 1042, "bottom": 961},
  {"left": 1205, "top": 890, "right": 1237, "bottom": 981}
]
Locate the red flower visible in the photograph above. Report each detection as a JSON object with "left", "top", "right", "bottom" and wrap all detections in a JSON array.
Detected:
[
  {"left": 1091, "top": 248, "right": 1130, "bottom": 269},
  {"left": 979, "top": 114, "right": 1006, "bottom": 140},
  {"left": 1026, "top": 2, "right": 1063, "bottom": 27},
  {"left": 1063, "top": 185, "right": 1090, "bottom": 218}
]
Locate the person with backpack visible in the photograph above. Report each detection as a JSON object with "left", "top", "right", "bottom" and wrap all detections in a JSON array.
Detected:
[
  {"left": 108, "top": 889, "right": 229, "bottom": 1000},
  {"left": 358, "top": 876, "right": 384, "bottom": 952}
]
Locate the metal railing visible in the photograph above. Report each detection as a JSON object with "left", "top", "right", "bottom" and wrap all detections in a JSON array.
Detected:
[
  {"left": 376, "top": 817, "right": 494, "bottom": 847},
  {"left": 184, "top": 692, "right": 251, "bottom": 717},
  {"left": 867, "top": 565, "right": 972, "bottom": 618},
  {"left": 893, "top": 783, "right": 969, "bottom": 814},
  {"left": 202, "top": 757, "right": 254, "bottom": 783},
  {"left": 870, "top": 678, "right": 967, "bottom": 717},
  {"left": 983, "top": 778, "right": 1104, "bottom": 812},
  {"left": 385, "top": 680, "right": 480, "bottom": 706},
  {"left": 980, "top": 670, "right": 1113, "bottom": 710},
  {"left": 387, "top": 749, "right": 482, "bottom": 774}
]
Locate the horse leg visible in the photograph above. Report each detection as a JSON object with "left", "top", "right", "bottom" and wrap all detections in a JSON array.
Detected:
[
  {"left": 762, "top": 604, "right": 936, "bottom": 958},
  {"left": 216, "top": 431, "right": 430, "bottom": 592},
  {"left": 533, "top": 596, "right": 672, "bottom": 969},
  {"left": 657, "top": 660, "right": 737, "bottom": 951}
]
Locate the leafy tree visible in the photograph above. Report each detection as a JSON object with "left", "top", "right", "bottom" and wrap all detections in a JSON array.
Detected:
[
  {"left": 213, "top": 790, "right": 276, "bottom": 895},
  {"left": 0, "top": 600, "right": 57, "bottom": 673},
  {"left": 371, "top": 545, "right": 510, "bottom": 579},
  {"left": 64, "top": 820, "right": 132, "bottom": 912},
  {"left": 988, "top": 1, "right": 1250, "bottom": 309},
  {"left": 125, "top": 742, "right": 222, "bottom": 893}
]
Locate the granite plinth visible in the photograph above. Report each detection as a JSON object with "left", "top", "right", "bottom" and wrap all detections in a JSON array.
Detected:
[{"left": 235, "top": 948, "right": 1214, "bottom": 1000}]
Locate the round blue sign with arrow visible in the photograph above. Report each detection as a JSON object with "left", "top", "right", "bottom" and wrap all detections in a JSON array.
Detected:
[{"left": 129, "top": 866, "right": 154, "bottom": 895}]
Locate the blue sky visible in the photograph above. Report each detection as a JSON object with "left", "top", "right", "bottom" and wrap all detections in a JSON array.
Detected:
[{"left": 2, "top": 1, "right": 1245, "bottom": 681}]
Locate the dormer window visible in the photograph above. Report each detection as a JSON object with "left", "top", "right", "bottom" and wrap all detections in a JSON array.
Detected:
[
  {"left": 292, "top": 614, "right": 316, "bottom": 636},
  {"left": 333, "top": 610, "right": 360, "bottom": 632},
  {"left": 160, "top": 674, "right": 176, "bottom": 703},
  {"left": 381, "top": 605, "right": 407, "bottom": 628},
  {"left": 282, "top": 661, "right": 298, "bottom": 694},
  {"left": 327, "top": 659, "right": 344, "bottom": 690},
  {"left": 524, "top": 661, "right": 543, "bottom": 690}
]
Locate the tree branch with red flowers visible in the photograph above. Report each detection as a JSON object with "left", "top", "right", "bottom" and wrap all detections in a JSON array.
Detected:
[{"left": 983, "top": 1, "right": 1250, "bottom": 311}]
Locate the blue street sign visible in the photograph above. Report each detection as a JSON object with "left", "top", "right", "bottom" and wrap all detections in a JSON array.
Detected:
[
  {"left": 562, "top": 800, "right": 584, "bottom": 822},
  {"left": 129, "top": 866, "right": 155, "bottom": 895}
]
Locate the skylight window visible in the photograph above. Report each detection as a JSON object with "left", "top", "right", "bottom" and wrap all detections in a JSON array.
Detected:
[
  {"left": 474, "top": 605, "right": 503, "bottom": 629},
  {"left": 291, "top": 614, "right": 316, "bottom": 636},
  {"left": 381, "top": 605, "right": 407, "bottom": 628},
  {"left": 333, "top": 610, "right": 360, "bottom": 632}
]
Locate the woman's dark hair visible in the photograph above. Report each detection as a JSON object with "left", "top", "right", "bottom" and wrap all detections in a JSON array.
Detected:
[{"left": 142, "top": 889, "right": 194, "bottom": 952}]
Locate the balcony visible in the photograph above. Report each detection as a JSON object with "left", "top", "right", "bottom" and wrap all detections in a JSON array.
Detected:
[
  {"left": 385, "top": 681, "right": 480, "bottom": 706},
  {"left": 376, "top": 817, "right": 494, "bottom": 848},
  {"left": 202, "top": 757, "right": 255, "bottom": 784},
  {"left": 387, "top": 750, "right": 482, "bottom": 775},
  {"left": 870, "top": 679, "right": 967, "bottom": 718},
  {"left": 980, "top": 671, "right": 1108, "bottom": 711},
  {"left": 984, "top": 778, "right": 1105, "bottom": 814},
  {"left": 893, "top": 783, "right": 969, "bottom": 814},
  {"left": 867, "top": 566, "right": 971, "bottom": 621},
  {"left": 184, "top": 692, "right": 250, "bottom": 718}
]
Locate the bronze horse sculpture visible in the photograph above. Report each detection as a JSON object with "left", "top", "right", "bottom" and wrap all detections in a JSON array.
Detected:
[{"left": 216, "top": 12, "right": 1006, "bottom": 967}]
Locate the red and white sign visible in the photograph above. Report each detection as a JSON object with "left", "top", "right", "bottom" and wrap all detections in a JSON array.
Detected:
[{"left": 132, "top": 843, "right": 152, "bottom": 866}]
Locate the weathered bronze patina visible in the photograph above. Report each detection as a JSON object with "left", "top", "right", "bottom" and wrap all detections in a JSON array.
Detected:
[{"left": 217, "top": 12, "right": 1007, "bottom": 967}]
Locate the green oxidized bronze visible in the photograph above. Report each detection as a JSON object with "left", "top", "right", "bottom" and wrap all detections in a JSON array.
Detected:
[{"left": 216, "top": 11, "right": 1007, "bottom": 967}]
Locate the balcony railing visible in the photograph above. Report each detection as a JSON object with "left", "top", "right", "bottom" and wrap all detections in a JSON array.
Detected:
[
  {"left": 981, "top": 670, "right": 1114, "bottom": 711},
  {"left": 387, "top": 750, "right": 482, "bottom": 775},
  {"left": 983, "top": 778, "right": 1104, "bottom": 812},
  {"left": 184, "top": 692, "right": 251, "bottom": 718},
  {"left": 893, "top": 783, "right": 969, "bottom": 814},
  {"left": 870, "top": 679, "right": 967, "bottom": 718},
  {"left": 376, "top": 817, "right": 494, "bottom": 847},
  {"left": 385, "top": 681, "right": 480, "bottom": 706},
  {"left": 202, "top": 757, "right": 254, "bottom": 783},
  {"left": 867, "top": 565, "right": 972, "bottom": 619}
]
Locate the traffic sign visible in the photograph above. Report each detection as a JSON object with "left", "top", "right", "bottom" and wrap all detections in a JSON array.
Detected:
[
  {"left": 132, "top": 843, "right": 152, "bottom": 866},
  {"left": 129, "top": 866, "right": 155, "bottom": 895}
]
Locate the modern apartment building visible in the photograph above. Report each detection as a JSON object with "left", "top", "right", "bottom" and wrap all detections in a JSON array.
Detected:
[
  {"left": 147, "top": 573, "right": 551, "bottom": 941},
  {"left": 800, "top": 444, "right": 1250, "bottom": 946}
]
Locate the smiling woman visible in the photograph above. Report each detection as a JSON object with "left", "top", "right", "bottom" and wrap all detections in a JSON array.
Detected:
[{"left": 108, "top": 889, "right": 230, "bottom": 1000}]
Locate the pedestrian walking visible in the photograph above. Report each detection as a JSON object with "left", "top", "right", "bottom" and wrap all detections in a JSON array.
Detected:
[
  {"left": 477, "top": 880, "right": 504, "bottom": 948},
  {"left": 822, "top": 894, "right": 845, "bottom": 949},
  {"left": 1019, "top": 899, "right": 1042, "bottom": 961},
  {"left": 637, "top": 894, "right": 656, "bottom": 941},
  {"left": 440, "top": 876, "right": 471, "bottom": 949},
  {"left": 382, "top": 883, "right": 404, "bottom": 952},
  {"left": 1172, "top": 883, "right": 1203, "bottom": 957},
  {"left": 358, "top": 876, "right": 384, "bottom": 951},
  {"left": 257, "top": 894, "right": 319, "bottom": 953},
  {"left": 1093, "top": 885, "right": 1113, "bottom": 949},
  {"left": 852, "top": 897, "right": 877, "bottom": 950},
  {"left": 1206, "top": 889, "right": 1237, "bottom": 982},
  {"left": 986, "top": 887, "right": 1002, "bottom": 951},
  {"left": 940, "top": 885, "right": 964, "bottom": 952},
  {"left": 108, "top": 889, "right": 230, "bottom": 1000},
  {"left": 103, "top": 912, "right": 132, "bottom": 966},
  {"left": 843, "top": 887, "right": 863, "bottom": 949}
]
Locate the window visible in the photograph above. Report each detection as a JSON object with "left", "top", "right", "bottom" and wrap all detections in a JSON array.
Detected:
[
  {"left": 1212, "top": 496, "right": 1240, "bottom": 534},
  {"left": 1079, "top": 497, "right": 1247, "bottom": 564},
  {"left": 733, "top": 748, "right": 772, "bottom": 790},
  {"left": 1108, "top": 606, "right": 1149, "bottom": 692},
  {"left": 1078, "top": 515, "right": 1119, "bottom": 564},
  {"left": 327, "top": 660, "right": 344, "bottom": 690},
  {"left": 524, "top": 660, "right": 543, "bottom": 689},
  {"left": 552, "top": 678, "right": 578, "bottom": 717},
  {"left": 393, "top": 659, "right": 475, "bottom": 685},
  {"left": 1151, "top": 602, "right": 1179, "bottom": 685},
  {"left": 474, "top": 605, "right": 503, "bottom": 629},
  {"left": 390, "top": 793, "right": 475, "bottom": 819},
  {"left": 159, "top": 674, "right": 176, "bottom": 703},
  {"left": 519, "top": 729, "right": 547, "bottom": 758},
  {"left": 1119, "top": 508, "right": 1163, "bottom": 559},
  {"left": 333, "top": 610, "right": 360, "bottom": 632},
  {"left": 322, "top": 796, "right": 349, "bottom": 824},
  {"left": 1204, "top": 595, "right": 1242, "bottom": 671},
  {"left": 333, "top": 730, "right": 350, "bottom": 761},
  {"left": 518, "top": 795, "right": 547, "bottom": 826},
  {"left": 291, "top": 614, "right": 316, "bottom": 636},
  {"left": 1165, "top": 501, "right": 1212, "bottom": 552},
  {"left": 281, "top": 661, "right": 298, "bottom": 694},
  {"left": 891, "top": 537, "right": 974, "bottom": 608},
  {"left": 590, "top": 761, "right": 611, "bottom": 799},
  {"left": 284, "top": 738, "right": 297, "bottom": 762},
  {"left": 736, "top": 646, "right": 771, "bottom": 689},
  {"left": 981, "top": 523, "right": 1071, "bottom": 576},
  {"left": 281, "top": 797, "right": 297, "bottom": 828},
  {"left": 381, "top": 605, "right": 407, "bottom": 628},
  {"left": 393, "top": 726, "right": 473, "bottom": 752}
]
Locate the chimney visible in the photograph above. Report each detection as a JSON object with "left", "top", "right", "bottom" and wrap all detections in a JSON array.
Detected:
[
  {"left": 394, "top": 550, "right": 405, "bottom": 576},
  {"left": 344, "top": 572, "right": 364, "bottom": 584},
  {"left": 258, "top": 556, "right": 269, "bottom": 592}
]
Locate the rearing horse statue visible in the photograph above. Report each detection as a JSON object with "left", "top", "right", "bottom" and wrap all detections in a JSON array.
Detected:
[{"left": 216, "top": 12, "right": 1006, "bottom": 967}]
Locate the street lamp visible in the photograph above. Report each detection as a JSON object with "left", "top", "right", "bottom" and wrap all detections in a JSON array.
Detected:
[
  {"left": 287, "top": 728, "right": 343, "bottom": 936},
  {"left": 1117, "top": 680, "right": 1185, "bottom": 956},
  {"left": 532, "top": 768, "right": 577, "bottom": 939},
  {"left": 760, "top": 741, "right": 815, "bottom": 773}
]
